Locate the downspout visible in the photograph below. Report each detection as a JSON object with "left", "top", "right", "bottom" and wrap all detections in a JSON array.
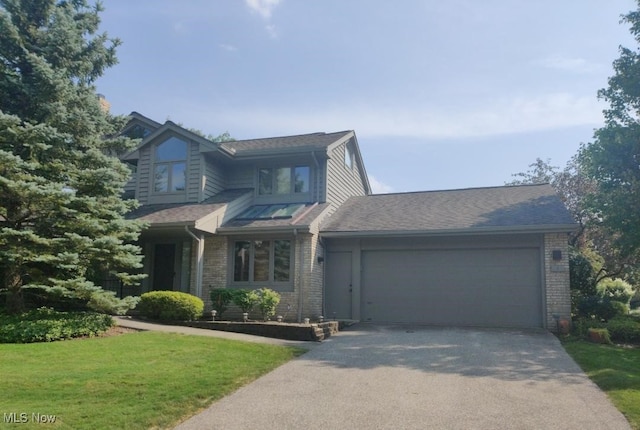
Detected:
[
  {"left": 294, "top": 228, "right": 304, "bottom": 323},
  {"left": 184, "top": 226, "right": 204, "bottom": 299}
]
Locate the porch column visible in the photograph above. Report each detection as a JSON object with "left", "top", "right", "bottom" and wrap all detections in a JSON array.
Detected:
[{"left": 185, "top": 226, "right": 205, "bottom": 299}]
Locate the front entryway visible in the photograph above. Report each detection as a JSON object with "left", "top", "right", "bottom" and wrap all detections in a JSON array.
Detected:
[{"left": 152, "top": 243, "right": 176, "bottom": 290}]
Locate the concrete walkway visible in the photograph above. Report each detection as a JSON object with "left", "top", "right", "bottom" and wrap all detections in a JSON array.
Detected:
[{"left": 173, "top": 325, "right": 631, "bottom": 430}]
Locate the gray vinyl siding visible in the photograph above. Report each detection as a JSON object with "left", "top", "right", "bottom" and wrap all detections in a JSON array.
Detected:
[
  {"left": 137, "top": 145, "right": 151, "bottom": 205},
  {"left": 202, "top": 159, "right": 226, "bottom": 200},
  {"left": 124, "top": 175, "right": 136, "bottom": 195},
  {"left": 187, "top": 141, "right": 201, "bottom": 203},
  {"left": 226, "top": 165, "right": 254, "bottom": 189},
  {"left": 326, "top": 140, "right": 367, "bottom": 211}
]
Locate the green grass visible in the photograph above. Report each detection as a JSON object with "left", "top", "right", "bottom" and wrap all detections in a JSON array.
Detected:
[
  {"left": 0, "top": 332, "right": 305, "bottom": 429},
  {"left": 563, "top": 339, "right": 640, "bottom": 429}
]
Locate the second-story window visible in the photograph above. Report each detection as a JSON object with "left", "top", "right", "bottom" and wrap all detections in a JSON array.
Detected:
[
  {"left": 154, "top": 136, "right": 187, "bottom": 193},
  {"left": 258, "top": 166, "right": 309, "bottom": 195}
]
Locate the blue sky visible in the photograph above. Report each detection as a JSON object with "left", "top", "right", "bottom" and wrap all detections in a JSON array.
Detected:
[{"left": 96, "top": 0, "right": 638, "bottom": 193}]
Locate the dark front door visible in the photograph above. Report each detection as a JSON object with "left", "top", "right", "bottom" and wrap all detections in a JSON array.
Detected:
[{"left": 153, "top": 244, "right": 176, "bottom": 291}]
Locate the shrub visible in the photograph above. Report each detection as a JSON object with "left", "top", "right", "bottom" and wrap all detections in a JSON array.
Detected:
[
  {"left": 210, "top": 288, "right": 235, "bottom": 319},
  {"left": 0, "top": 308, "right": 114, "bottom": 343},
  {"left": 88, "top": 290, "right": 140, "bottom": 315},
  {"left": 138, "top": 291, "right": 204, "bottom": 321},
  {"left": 576, "top": 295, "right": 626, "bottom": 321},
  {"left": 256, "top": 288, "right": 281, "bottom": 321},
  {"left": 232, "top": 289, "right": 259, "bottom": 315},
  {"left": 587, "top": 327, "right": 612, "bottom": 344},
  {"left": 597, "top": 278, "right": 634, "bottom": 305},
  {"left": 605, "top": 316, "right": 640, "bottom": 344}
]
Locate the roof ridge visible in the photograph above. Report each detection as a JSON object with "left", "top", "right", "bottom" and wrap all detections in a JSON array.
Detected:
[
  {"left": 368, "top": 183, "right": 551, "bottom": 197},
  {"left": 226, "top": 130, "right": 353, "bottom": 143}
]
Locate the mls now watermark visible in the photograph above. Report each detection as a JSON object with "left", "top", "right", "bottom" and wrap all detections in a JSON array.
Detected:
[{"left": 3, "top": 412, "right": 57, "bottom": 424}]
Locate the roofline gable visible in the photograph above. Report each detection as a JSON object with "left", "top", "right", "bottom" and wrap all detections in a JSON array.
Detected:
[{"left": 121, "top": 120, "right": 220, "bottom": 161}]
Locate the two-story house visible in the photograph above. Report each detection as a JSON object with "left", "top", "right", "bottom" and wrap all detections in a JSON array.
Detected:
[
  {"left": 121, "top": 112, "right": 369, "bottom": 322},
  {"left": 120, "top": 112, "right": 576, "bottom": 330}
]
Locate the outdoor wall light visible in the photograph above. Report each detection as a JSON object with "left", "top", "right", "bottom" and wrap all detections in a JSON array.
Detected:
[
  {"left": 552, "top": 250, "right": 562, "bottom": 261},
  {"left": 317, "top": 256, "right": 324, "bottom": 264}
]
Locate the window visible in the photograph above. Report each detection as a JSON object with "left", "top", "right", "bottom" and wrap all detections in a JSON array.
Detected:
[
  {"left": 233, "top": 239, "right": 292, "bottom": 284},
  {"left": 258, "top": 166, "right": 310, "bottom": 195},
  {"left": 344, "top": 144, "right": 353, "bottom": 169},
  {"left": 236, "top": 203, "right": 305, "bottom": 220},
  {"left": 154, "top": 137, "right": 187, "bottom": 193}
]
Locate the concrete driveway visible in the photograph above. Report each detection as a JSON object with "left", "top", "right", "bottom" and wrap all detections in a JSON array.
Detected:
[{"left": 175, "top": 325, "right": 630, "bottom": 430}]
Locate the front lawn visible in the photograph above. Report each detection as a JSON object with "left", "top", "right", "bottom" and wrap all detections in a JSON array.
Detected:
[
  {"left": 563, "top": 339, "right": 640, "bottom": 429},
  {"left": 0, "top": 331, "right": 304, "bottom": 429}
]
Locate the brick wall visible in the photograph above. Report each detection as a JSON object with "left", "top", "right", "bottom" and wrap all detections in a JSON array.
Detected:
[
  {"left": 195, "top": 233, "right": 324, "bottom": 323},
  {"left": 198, "top": 235, "right": 228, "bottom": 311},
  {"left": 543, "top": 233, "right": 571, "bottom": 329}
]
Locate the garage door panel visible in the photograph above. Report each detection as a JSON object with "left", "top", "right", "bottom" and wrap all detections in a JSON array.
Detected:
[{"left": 362, "top": 248, "right": 541, "bottom": 327}]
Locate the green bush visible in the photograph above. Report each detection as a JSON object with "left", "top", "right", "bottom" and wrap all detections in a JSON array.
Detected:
[
  {"left": 577, "top": 296, "right": 627, "bottom": 321},
  {"left": 598, "top": 278, "right": 634, "bottom": 305},
  {"left": 210, "top": 288, "right": 235, "bottom": 319},
  {"left": 232, "top": 289, "right": 259, "bottom": 315},
  {"left": 587, "top": 327, "right": 612, "bottom": 344},
  {"left": 256, "top": 288, "right": 281, "bottom": 321},
  {"left": 606, "top": 316, "right": 640, "bottom": 344},
  {"left": 0, "top": 308, "right": 114, "bottom": 343},
  {"left": 138, "top": 291, "right": 204, "bottom": 321},
  {"left": 88, "top": 290, "right": 140, "bottom": 315}
]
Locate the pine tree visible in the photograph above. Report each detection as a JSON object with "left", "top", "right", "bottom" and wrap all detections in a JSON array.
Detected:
[{"left": 0, "top": 0, "right": 144, "bottom": 313}]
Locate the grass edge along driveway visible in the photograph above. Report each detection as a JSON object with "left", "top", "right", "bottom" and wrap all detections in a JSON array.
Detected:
[
  {"left": 0, "top": 331, "right": 305, "bottom": 429},
  {"left": 563, "top": 339, "right": 640, "bottom": 430}
]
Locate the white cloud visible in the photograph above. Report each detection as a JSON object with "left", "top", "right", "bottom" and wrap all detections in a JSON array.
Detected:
[
  {"left": 245, "top": 0, "right": 281, "bottom": 20},
  {"left": 535, "top": 55, "right": 604, "bottom": 74},
  {"left": 219, "top": 44, "right": 237, "bottom": 52},
  {"left": 368, "top": 175, "right": 394, "bottom": 194},
  {"left": 190, "top": 92, "right": 605, "bottom": 141}
]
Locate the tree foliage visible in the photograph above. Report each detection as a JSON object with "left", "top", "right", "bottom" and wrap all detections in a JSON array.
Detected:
[
  {"left": 0, "top": 0, "right": 145, "bottom": 313},
  {"left": 578, "top": 3, "right": 640, "bottom": 267}
]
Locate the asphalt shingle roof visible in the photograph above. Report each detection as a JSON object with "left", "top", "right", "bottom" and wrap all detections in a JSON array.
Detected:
[
  {"left": 321, "top": 184, "right": 576, "bottom": 234},
  {"left": 219, "top": 131, "right": 352, "bottom": 155},
  {"left": 126, "top": 189, "right": 252, "bottom": 224}
]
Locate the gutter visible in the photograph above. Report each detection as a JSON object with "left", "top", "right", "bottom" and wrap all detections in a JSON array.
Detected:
[{"left": 319, "top": 224, "right": 578, "bottom": 239}]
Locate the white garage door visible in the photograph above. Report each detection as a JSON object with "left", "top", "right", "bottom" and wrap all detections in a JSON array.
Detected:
[{"left": 361, "top": 248, "right": 542, "bottom": 328}]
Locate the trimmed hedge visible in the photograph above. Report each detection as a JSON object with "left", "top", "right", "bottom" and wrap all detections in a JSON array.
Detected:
[
  {"left": 606, "top": 316, "right": 640, "bottom": 344},
  {"left": 0, "top": 308, "right": 114, "bottom": 343},
  {"left": 138, "top": 291, "right": 204, "bottom": 321}
]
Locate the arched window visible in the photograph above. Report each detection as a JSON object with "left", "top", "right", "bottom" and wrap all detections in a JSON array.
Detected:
[{"left": 154, "top": 137, "right": 187, "bottom": 192}]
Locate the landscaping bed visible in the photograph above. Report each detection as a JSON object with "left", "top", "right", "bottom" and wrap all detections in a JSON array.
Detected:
[{"left": 183, "top": 320, "right": 340, "bottom": 341}]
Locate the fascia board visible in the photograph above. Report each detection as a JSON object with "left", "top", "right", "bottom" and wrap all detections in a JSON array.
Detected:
[{"left": 320, "top": 224, "right": 578, "bottom": 238}]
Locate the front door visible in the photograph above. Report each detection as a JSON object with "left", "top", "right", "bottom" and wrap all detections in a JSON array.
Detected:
[
  {"left": 325, "top": 251, "right": 352, "bottom": 319},
  {"left": 153, "top": 243, "right": 176, "bottom": 291}
]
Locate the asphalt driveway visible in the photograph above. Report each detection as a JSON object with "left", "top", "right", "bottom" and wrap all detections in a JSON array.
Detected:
[{"left": 174, "top": 325, "right": 630, "bottom": 430}]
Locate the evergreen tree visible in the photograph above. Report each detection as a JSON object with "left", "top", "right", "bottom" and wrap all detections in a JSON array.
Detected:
[{"left": 0, "top": 0, "right": 144, "bottom": 313}]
